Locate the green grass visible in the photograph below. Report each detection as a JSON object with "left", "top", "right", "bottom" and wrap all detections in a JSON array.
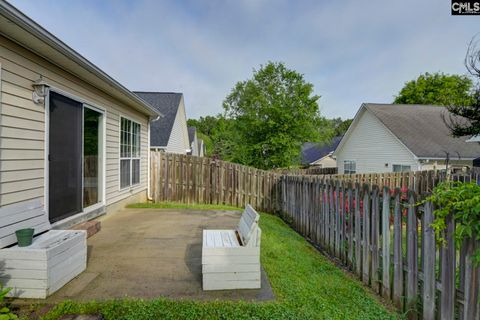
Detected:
[
  {"left": 127, "top": 202, "right": 240, "bottom": 211},
  {"left": 37, "top": 203, "right": 398, "bottom": 320}
]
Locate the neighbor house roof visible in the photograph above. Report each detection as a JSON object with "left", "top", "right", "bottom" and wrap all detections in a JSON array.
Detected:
[
  {"left": 301, "top": 136, "right": 342, "bottom": 165},
  {"left": 188, "top": 127, "right": 197, "bottom": 145},
  {"left": 357, "top": 103, "right": 480, "bottom": 159},
  {"left": 134, "top": 92, "right": 183, "bottom": 147},
  {"left": 0, "top": 1, "right": 161, "bottom": 118}
]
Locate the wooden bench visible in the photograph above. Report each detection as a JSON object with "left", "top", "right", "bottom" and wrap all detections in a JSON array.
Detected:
[
  {"left": 0, "top": 200, "right": 87, "bottom": 298},
  {"left": 202, "top": 204, "right": 261, "bottom": 290}
]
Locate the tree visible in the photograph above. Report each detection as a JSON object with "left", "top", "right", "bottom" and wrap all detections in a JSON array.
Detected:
[
  {"left": 444, "top": 38, "right": 480, "bottom": 137},
  {"left": 394, "top": 72, "right": 473, "bottom": 106},
  {"left": 222, "top": 62, "right": 327, "bottom": 169},
  {"left": 329, "top": 117, "right": 353, "bottom": 136}
]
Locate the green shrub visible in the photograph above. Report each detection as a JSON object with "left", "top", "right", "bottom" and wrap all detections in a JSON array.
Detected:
[{"left": 425, "top": 181, "right": 480, "bottom": 263}]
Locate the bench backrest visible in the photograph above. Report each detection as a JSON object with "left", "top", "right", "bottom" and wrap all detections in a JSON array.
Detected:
[
  {"left": 236, "top": 204, "right": 260, "bottom": 246},
  {"left": 0, "top": 199, "right": 51, "bottom": 248}
]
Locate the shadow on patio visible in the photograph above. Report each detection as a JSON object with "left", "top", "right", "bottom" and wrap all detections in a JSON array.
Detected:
[{"left": 40, "top": 208, "right": 274, "bottom": 302}]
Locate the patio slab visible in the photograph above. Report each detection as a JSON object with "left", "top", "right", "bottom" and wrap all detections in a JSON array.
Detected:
[{"left": 30, "top": 208, "right": 274, "bottom": 302}]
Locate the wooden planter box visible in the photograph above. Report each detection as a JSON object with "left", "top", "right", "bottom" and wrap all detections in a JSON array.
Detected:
[{"left": 0, "top": 230, "right": 87, "bottom": 298}]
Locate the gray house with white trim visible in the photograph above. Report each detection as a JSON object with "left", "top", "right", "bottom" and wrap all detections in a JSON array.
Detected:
[{"left": 334, "top": 103, "right": 480, "bottom": 174}]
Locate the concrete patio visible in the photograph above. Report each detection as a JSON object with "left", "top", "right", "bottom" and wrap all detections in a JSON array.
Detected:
[{"left": 36, "top": 208, "right": 274, "bottom": 302}]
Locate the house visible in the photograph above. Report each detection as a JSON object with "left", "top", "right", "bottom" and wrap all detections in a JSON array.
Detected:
[
  {"left": 188, "top": 127, "right": 198, "bottom": 156},
  {"left": 187, "top": 126, "right": 206, "bottom": 157},
  {"left": 334, "top": 103, "right": 480, "bottom": 174},
  {"left": 134, "top": 92, "right": 190, "bottom": 154},
  {"left": 0, "top": 1, "right": 162, "bottom": 228},
  {"left": 301, "top": 136, "right": 342, "bottom": 168}
]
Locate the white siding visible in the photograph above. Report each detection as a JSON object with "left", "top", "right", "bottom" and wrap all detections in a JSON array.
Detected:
[
  {"left": 336, "top": 108, "right": 419, "bottom": 174},
  {"left": 0, "top": 35, "right": 149, "bottom": 210},
  {"left": 165, "top": 97, "right": 189, "bottom": 154}
]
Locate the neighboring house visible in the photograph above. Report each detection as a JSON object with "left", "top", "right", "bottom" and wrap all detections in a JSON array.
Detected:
[
  {"left": 0, "top": 2, "right": 162, "bottom": 228},
  {"left": 334, "top": 103, "right": 480, "bottom": 174},
  {"left": 134, "top": 92, "right": 190, "bottom": 154},
  {"left": 197, "top": 139, "right": 206, "bottom": 157},
  {"left": 301, "top": 136, "right": 342, "bottom": 168},
  {"left": 188, "top": 127, "right": 199, "bottom": 156}
]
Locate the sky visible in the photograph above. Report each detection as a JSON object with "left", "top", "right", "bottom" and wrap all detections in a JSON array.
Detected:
[{"left": 9, "top": 0, "right": 479, "bottom": 120}]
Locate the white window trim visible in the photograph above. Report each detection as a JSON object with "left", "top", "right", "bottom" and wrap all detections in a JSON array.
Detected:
[{"left": 119, "top": 115, "right": 141, "bottom": 190}]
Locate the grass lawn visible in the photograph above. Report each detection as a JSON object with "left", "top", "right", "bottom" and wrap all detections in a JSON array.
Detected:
[{"left": 34, "top": 203, "right": 398, "bottom": 320}]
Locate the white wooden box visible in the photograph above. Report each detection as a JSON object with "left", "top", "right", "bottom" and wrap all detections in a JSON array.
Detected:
[
  {"left": 202, "top": 205, "right": 262, "bottom": 291},
  {"left": 0, "top": 229, "right": 87, "bottom": 298}
]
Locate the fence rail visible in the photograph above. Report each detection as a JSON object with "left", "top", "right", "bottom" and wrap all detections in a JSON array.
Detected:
[{"left": 150, "top": 152, "right": 479, "bottom": 319}]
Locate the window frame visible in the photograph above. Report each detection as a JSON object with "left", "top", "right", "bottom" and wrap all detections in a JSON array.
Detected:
[
  {"left": 392, "top": 164, "right": 411, "bottom": 173},
  {"left": 119, "top": 116, "right": 141, "bottom": 190},
  {"left": 343, "top": 160, "right": 356, "bottom": 174}
]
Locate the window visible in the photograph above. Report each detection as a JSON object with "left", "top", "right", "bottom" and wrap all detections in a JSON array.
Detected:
[
  {"left": 344, "top": 160, "right": 356, "bottom": 174},
  {"left": 392, "top": 164, "right": 411, "bottom": 172},
  {"left": 120, "top": 117, "right": 141, "bottom": 188}
]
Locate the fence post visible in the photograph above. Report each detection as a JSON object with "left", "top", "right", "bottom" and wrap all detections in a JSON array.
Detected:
[
  {"left": 393, "top": 188, "right": 404, "bottom": 310},
  {"left": 355, "top": 183, "right": 362, "bottom": 277},
  {"left": 423, "top": 201, "right": 436, "bottom": 320},
  {"left": 362, "top": 184, "right": 371, "bottom": 285},
  {"left": 382, "top": 186, "right": 391, "bottom": 299},
  {"left": 406, "top": 190, "right": 418, "bottom": 319},
  {"left": 440, "top": 213, "right": 456, "bottom": 320},
  {"left": 371, "top": 186, "right": 380, "bottom": 293}
]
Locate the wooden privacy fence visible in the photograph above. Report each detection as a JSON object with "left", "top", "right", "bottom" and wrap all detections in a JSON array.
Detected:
[
  {"left": 150, "top": 152, "right": 282, "bottom": 212},
  {"left": 150, "top": 152, "right": 479, "bottom": 319}
]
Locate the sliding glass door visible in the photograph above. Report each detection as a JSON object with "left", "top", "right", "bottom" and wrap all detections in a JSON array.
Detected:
[{"left": 49, "top": 92, "right": 104, "bottom": 223}]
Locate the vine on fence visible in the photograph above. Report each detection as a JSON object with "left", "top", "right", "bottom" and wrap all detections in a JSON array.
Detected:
[{"left": 425, "top": 181, "right": 480, "bottom": 263}]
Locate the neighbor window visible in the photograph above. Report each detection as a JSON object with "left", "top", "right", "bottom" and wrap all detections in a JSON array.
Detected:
[
  {"left": 344, "top": 160, "right": 356, "bottom": 174},
  {"left": 120, "top": 117, "right": 141, "bottom": 188},
  {"left": 392, "top": 164, "right": 411, "bottom": 172}
]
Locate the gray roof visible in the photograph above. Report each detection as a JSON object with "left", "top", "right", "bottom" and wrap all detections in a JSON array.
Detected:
[
  {"left": 364, "top": 103, "right": 480, "bottom": 159},
  {"left": 301, "top": 136, "right": 342, "bottom": 165},
  {"left": 187, "top": 127, "right": 196, "bottom": 145},
  {"left": 134, "top": 92, "right": 183, "bottom": 147}
]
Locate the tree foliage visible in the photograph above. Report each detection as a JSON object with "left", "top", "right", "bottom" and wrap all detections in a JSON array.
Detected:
[
  {"left": 221, "top": 62, "right": 327, "bottom": 169},
  {"left": 444, "top": 38, "right": 480, "bottom": 137},
  {"left": 394, "top": 72, "right": 473, "bottom": 106}
]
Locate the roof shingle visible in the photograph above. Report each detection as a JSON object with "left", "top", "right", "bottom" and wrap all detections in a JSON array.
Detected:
[
  {"left": 364, "top": 103, "right": 480, "bottom": 159},
  {"left": 134, "top": 92, "right": 183, "bottom": 147}
]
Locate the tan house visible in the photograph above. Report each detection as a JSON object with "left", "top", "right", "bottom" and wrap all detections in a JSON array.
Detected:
[
  {"left": 334, "top": 103, "right": 480, "bottom": 174},
  {"left": 0, "top": 1, "right": 162, "bottom": 228},
  {"left": 301, "top": 136, "right": 342, "bottom": 168}
]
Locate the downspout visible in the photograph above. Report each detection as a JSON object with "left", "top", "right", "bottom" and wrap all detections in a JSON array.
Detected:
[{"left": 147, "top": 115, "right": 160, "bottom": 201}]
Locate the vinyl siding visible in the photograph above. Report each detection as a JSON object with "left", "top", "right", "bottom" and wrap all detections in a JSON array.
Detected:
[
  {"left": 0, "top": 35, "right": 149, "bottom": 209},
  {"left": 336, "top": 109, "right": 419, "bottom": 174},
  {"left": 165, "top": 97, "right": 189, "bottom": 154}
]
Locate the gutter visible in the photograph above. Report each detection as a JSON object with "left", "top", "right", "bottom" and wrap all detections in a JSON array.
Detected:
[{"left": 0, "top": 0, "right": 162, "bottom": 118}]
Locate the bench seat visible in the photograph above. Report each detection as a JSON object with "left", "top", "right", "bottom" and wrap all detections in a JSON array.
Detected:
[
  {"left": 0, "top": 200, "right": 87, "bottom": 298},
  {"left": 202, "top": 205, "right": 261, "bottom": 291}
]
